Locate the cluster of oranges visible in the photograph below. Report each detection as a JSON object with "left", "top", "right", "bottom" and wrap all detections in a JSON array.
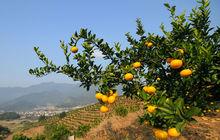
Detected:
[
  {"left": 95, "top": 90, "right": 118, "bottom": 113},
  {"left": 167, "top": 49, "right": 192, "bottom": 77},
  {"left": 154, "top": 128, "right": 181, "bottom": 139},
  {"left": 146, "top": 105, "right": 181, "bottom": 139}
]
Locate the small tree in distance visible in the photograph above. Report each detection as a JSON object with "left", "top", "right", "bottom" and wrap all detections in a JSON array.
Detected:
[{"left": 29, "top": 0, "right": 220, "bottom": 139}]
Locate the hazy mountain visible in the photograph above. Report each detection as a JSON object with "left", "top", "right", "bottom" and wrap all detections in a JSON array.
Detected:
[
  {"left": 0, "top": 87, "right": 28, "bottom": 104},
  {"left": 0, "top": 82, "right": 84, "bottom": 104},
  {"left": 0, "top": 82, "right": 97, "bottom": 111}
]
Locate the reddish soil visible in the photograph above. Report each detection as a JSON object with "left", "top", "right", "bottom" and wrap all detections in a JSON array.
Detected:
[{"left": 183, "top": 114, "right": 220, "bottom": 140}]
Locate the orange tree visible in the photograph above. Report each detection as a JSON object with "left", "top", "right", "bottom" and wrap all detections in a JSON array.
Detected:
[{"left": 29, "top": 0, "right": 220, "bottom": 138}]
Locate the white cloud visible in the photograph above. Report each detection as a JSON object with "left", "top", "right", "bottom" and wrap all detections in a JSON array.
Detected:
[{"left": 93, "top": 50, "right": 104, "bottom": 58}]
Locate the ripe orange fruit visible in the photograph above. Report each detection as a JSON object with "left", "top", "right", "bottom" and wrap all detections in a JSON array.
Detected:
[
  {"left": 108, "top": 96, "right": 116, "bottom": 104},
  {"left": 145, "top": 41, "right": 153, "bottom": 48},
  {"left": 166, "top": 58, "right": 174, "bottom": 63},
  {"left": 180, "top": 69, "right": 192, "bottom": 77},
  {"left": 168, "top": 128, "right": 180, "bottom": 137},
  {"left": 70, "top": 46, "right": 78, "bottom": 53},
  {"left": 154, "top": 129, "right": 168, "bottom": 140},
  {"left": 124, "top": 73, "right": 134, "bottom": 81},
  {"left": 95, "top": 92, "right": 103, "bottom": 100},
  {"left": 132, "top": 62, "right": 141, "bottom": 68},
  {"left": 143, "top": 86, "right": 156, "bottom": 94},
  {"left": 100, "top": 106, "right": 109, "bottom": 113},
  {"left": 170, "top": 59, "right": 183, "bottom": 69},
  {"left": 177, "top": 49, "right": 184, "bottom": 54},
  {"left": 112, "top": 92, "right": 118, "bottom": 97},
  {"left": 101, "top": 95, "right": 108, "bottom": 103},
  {"left": 147, "top": 105, "right": 157, "bottom": 113}
]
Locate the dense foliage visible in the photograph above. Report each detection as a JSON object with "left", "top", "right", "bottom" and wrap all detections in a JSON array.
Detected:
[
  {"left": 0, "top": 125, "right": 10, "bottom": 140},
  {"left": 73, "top": 125, "right": 91, "bottom": 138},
  {"left": 44, "top": 124, "right": 70, "bottom": 140},
  {"left": 30, "top": 0, "right": 219, "bottom": 138}
]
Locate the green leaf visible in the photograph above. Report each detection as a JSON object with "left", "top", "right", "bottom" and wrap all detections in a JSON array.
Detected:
[
  {"left": 157, "top": 96, "right": 166, "bottom": 105},
  {"left": 164, "top": 115, "right": 175, "bottom": 119},
  {"left": 212, "top": 66, "right": 220, "bottom": 70},
  {"left": 170, "top": 6, "right": 176, "bottom": 16},
  {"left": 175, "top": 107, "right": 185, "bottom": 120},
  {"left": 175, "top": 121, "right": 186, "bottom": 132},
  {"left": 158, "top": 107, "right": 174, "bottom": 115},
  {"left": 185, "top": 107, "right": 201, "bottom": 118},
  {"left": 164, "top": 98, "right": 174, "bottom": 108},
  {"left": 136, "top": 18, "right": 145, "bottom": 36},
  {"left": 174, "top": 98, "right": 184, "bottom": 110},
  {"left": 164, "top": 3, "right": 170, "bottom": 9}
]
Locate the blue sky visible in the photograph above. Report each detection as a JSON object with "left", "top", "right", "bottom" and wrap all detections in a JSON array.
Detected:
[{"left": 0, "top": 0, "right": 219, "bottom": 87}]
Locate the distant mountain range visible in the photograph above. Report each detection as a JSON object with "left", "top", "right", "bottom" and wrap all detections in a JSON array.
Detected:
[{"left": 0, "top": 82, "right": 98, "bottom": 111}]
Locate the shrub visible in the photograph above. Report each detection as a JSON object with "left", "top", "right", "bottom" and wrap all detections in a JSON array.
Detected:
[
  {"left": 139, "top": 97, "right": 201, "bottom": 130},
  {"left": 58, "top": 112, "right": 67, "bottom": 118},
  {"left": 115, "top": 106, "right": 128, "bottom": 117},
  {"left": 38, "top": 115, "right": 46, "bottom": 122},
  {"left": 91, "top": 118, "right": 102, "bottom": 127},
  {"left": 44, "top": 124, "right": 70, "bottom": 140},
  {"left": 12, "top": 134, "right": 31, "bottom": 140},
  {"left": 0, "top": 125, "right": 10, "bottom": 140},
  {"left": 73, "top": 125, "right": 91, "bottom": 138}
]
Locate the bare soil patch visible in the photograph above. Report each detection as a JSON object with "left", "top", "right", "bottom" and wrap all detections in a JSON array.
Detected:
[{"left": 77, "top": 112, "right": 220, "bottom": 140}]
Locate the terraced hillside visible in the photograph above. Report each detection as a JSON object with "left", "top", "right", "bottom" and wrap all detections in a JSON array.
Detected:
[{"left": 43, "top": 96, "right": 143, "bottom": 133}]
